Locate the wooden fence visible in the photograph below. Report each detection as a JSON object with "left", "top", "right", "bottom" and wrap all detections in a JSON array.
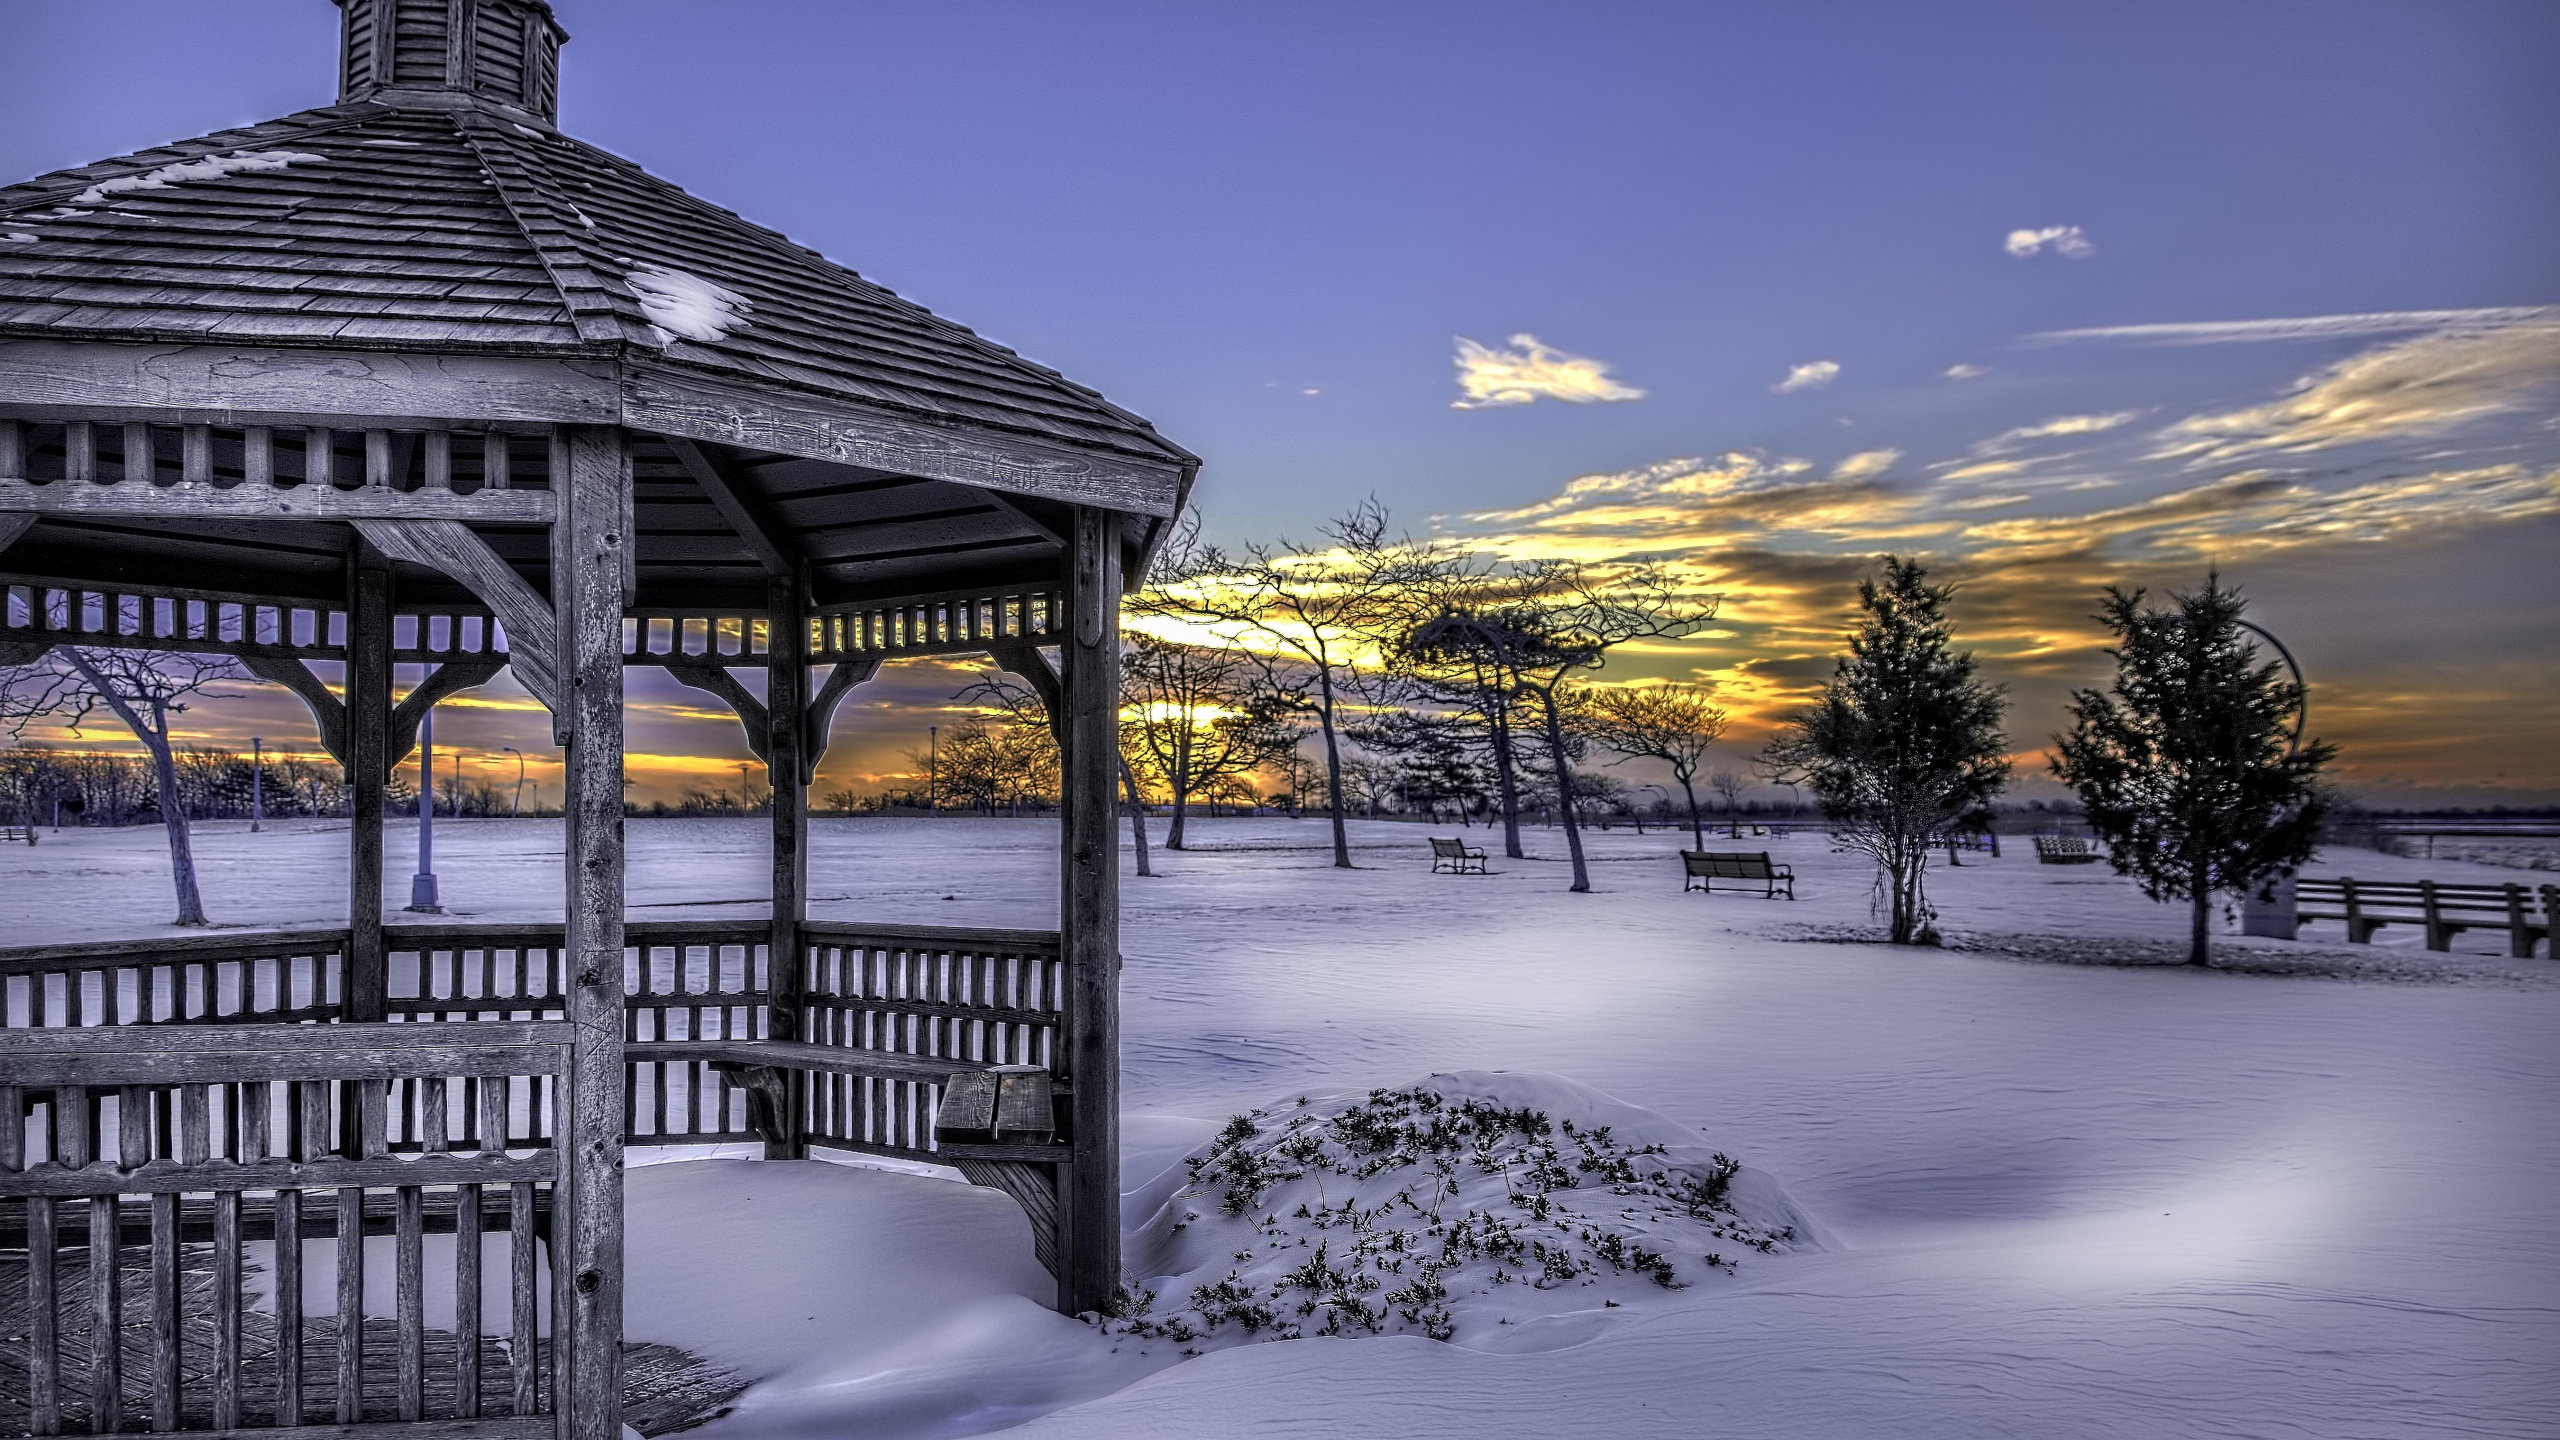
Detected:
[{"left": 0, "top": 1021, "right": 571, "bottom": 1438}]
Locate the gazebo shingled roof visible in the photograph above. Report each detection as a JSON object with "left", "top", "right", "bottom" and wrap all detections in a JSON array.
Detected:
[
  {"left": 0, "top": 0, "right": 1195, "bottom": 614},
  {"left": 0, "top": 4, "right": 1160, "bottom": 1431}
]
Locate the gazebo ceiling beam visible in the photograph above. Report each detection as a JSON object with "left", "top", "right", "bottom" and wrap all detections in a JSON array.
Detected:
[
  {"left": 0, "top": 340, "right": 619, "bottom": 430},
  {"left": 0, "top": 514, "right": 33, "bottom": 556},
  {"left": 666, "top": 437, "right": 795, "bottom": 578},
  {"left": 625, "top": 370, "right": 1184, "bottom": 519},
  {"left": 0, "top": 478, "right": 553, "bottom": 523}
]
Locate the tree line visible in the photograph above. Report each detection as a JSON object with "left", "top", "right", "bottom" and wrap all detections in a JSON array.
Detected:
[{"left": 4, "top": 500, "right": 2331, "bottom": 961}]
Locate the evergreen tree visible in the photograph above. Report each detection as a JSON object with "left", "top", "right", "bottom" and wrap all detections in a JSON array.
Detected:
[
  {"left": 1764, "top": 558, "right": 2009, "bottom": 944},
  {"left": 2051, "top": 575, "right": 2335, "bottom": 966}
]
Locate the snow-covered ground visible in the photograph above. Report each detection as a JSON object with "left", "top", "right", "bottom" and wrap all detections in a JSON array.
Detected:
[{"left": 3, "top": 816, "right": 2555, "bottom": 1437}]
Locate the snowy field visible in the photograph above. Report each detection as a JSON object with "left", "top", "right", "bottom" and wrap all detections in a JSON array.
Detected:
[{"left": 3, "top": 816, "right": 2556, "bottom": 1438}]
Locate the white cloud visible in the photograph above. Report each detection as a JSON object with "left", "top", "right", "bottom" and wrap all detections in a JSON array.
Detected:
[
  {"left": 2152, "top": 324, "right": 2560, "bottom": 464},
  {"left": 1450, "top": 334, "right": 1645, "bottom": 409},
  {"left": 1773, "top": 360, "right": 1840, "bottom": 394},
  {"left": 1832, "top": 449, "right": 1901, "bottom": 481},
  {"left": 1943, "top": 363, "right": 1988, "bottom": 380},
  {"left": 2004, "top": 225, "right": 2095, "bottom": 259},
  {"left": 2033, "top": 306, "right": 2559, "bottom": 346},
  {"left": 1977, "top": 411, "right": 2141, "bottom": 453}
]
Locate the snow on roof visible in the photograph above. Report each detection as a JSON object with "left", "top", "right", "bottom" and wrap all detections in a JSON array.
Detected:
[
  {"left": 623, "top": 264, "right": 752, "bottom": 347},
  {"left": 69, "top": 150, "right": 327, "bottom": 207},
  {"left": 1, "top": 233, "right": 35, "bottom": 244}
]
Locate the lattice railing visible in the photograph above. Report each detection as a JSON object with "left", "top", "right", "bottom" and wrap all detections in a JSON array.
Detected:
[
  {"left": 2, "top": 584, "right": 351, "bottom": 664},
  {"left": 0, "top": 418, "right": 552, "bottom": 497},
  {"left": 812, "top": 588, "right": 1060, "bottom": 662}
]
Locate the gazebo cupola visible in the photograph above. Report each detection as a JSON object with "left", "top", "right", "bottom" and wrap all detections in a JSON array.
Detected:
[
  {"left": 337, "top": 0, "right": 570, "bottom": 124},
  {"left": 0, "top": 2, "right": 1191, "bottom": 1434}
]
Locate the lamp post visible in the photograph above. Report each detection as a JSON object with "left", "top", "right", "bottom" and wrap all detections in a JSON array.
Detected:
[
  {"left": 250, "top": 736, "right": 264, "bottom": 833},
  {"left": 406, "top": 683, "right": 441, "bottom": 913},
  {"left": 1638, "top": 783, "right": 1668, "bottom": 836},
  {"left": 503, "top": 746, "right": 525, "bottom": 818},
  {"left": 928, "top": 724, "right": 939, "bottom": 817}
]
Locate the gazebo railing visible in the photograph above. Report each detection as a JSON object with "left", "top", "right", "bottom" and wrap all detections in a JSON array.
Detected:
[
  {"left": 796, "top": 922, "right": 1063, "bottom": 1159},
  {"left": 0, "top": 922, "right": 1074, "bottom": 1166},
  {"left": 0, "top": 1021, "right": 570, "bottom": 1437}
]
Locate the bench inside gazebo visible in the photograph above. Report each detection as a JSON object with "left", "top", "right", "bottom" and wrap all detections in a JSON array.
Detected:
[{"left": 0, "top": 3, "right": 1196, "bottom": 1436}]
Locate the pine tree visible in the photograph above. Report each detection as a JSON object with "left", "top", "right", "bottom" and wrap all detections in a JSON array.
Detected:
[
  {"left": 1764, "top": 558, "right": 2009, "bottom": 944},
  {"left": 2051, "top": 575, "right": 2335, "bottom": 966}
]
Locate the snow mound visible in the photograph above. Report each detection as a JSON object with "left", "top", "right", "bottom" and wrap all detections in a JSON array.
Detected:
[
  {"left": 71, "top": 150, "right": 326, "bottom": 206},
  {"left": 624, "top": 265, "right": 752, "bottom": 346},
  {"left": 1115, "top": 1071, "right": 1818, "bottom": 1355}
]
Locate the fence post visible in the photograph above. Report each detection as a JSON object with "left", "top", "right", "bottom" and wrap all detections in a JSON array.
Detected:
[
  {"left": 1058, "top": 505, "right": 1121, "bottom": 1316},
  {"left": 764, "top": 569, "right": 809, "bottom": 1158},
  {"left": 557, "top": 425, "right": 627, "bottom": 1440}
]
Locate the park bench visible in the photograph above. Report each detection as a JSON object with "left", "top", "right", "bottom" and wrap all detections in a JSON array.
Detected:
[
  {"left": 2034, "top": 836, "right": 2102, "bottom": 865},
  {"left": 1430, "top": 836, "right": 1489, "bottom": 874},
  {"left": 0, "top": 825, "right": 29, "bottom": 844},
  {"left": 1682, "top": 850, "right": 1796, "bottom": 899},
  {"left": 2297, "top": 877, "right": 2555, "bottom": 958}
]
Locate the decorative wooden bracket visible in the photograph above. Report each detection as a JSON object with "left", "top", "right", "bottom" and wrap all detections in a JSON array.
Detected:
[
  {"left": 350, "top": 518, "right": 565, "bottom": 732},
  {"left": 241, "top": 653, "right": 507, "bottom": 772},
  {"left": 665, "top": 655, "right": 884, "bottom": 783},
  {"left": 239, "top": 655, "right": 349, "bottom": 766},
  {"left": 392, "top": 657, "right": 508, "bottom": 766},
  {"left": 0, "top": 639, "right": 49, "bottom": 666},
  {"left": 0, "top": 512, "right": 36, "bottom": 556},
  {"left": 991, "top": 643, "right": 1064, "bottom": 743},
  {"left": 803, "top": 656, "right": 880, "bottom": 783},
  {"left": 663, "top": 659, "right": 769, "bottom": 767}
]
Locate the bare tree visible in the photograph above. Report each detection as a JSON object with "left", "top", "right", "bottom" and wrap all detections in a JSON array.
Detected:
[
  {"left": 2, "top": 647, "right": 247, "bottom": 924},
  {"left": 1132, "top": 499, "right": 1437, "bottom": 869},
  {"left": 1707, "top": 769, "right": 1750, "bottom": 839},
  {"left": 1585, "top": 683, "right": 1728, "bottom": 847},
  {"left": 1121, "top": 635, "right": 1297, "bottom": 849},
  {"left": 1409, "top": 563, "right": 1714, "bottom": 892},
  {"left": 959, "top": 667, "right": 1157, "bottom": 876}
]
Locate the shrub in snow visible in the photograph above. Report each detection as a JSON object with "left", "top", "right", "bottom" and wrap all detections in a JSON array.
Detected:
[{"left": 1112, "top": 1071, "right": 1815, "bottom": 1352}]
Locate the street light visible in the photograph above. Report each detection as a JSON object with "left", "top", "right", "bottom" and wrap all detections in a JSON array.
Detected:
[
  {"left": 1638, "top": 783, "right": 1668, "bottom": 836},
  {"left": 406, "top": 672, "right": 441, "bottom": 913},
  {"left": 503, "top": 746, "right": 526, "bottom": 818},
  {"left": 250, "top": 735, "right": 264, "bottom": 833}
]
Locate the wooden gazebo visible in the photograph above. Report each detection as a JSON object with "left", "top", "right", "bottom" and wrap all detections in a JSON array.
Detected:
[{"left": 0, "top": 2, "right": 1195, "bottom": 1436}]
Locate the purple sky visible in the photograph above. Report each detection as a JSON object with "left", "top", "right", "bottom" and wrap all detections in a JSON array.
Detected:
[{"left": 5, "top": 1, "right": 2556, "bottom": 804}]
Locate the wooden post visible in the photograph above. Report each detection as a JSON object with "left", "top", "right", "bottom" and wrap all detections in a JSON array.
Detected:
[
  {"left": 1058, "top": 505, "right": 1121, "bottom": 1315},
  {"left": 346, "top": 549, "right": 391, "bottom": 1023},
  {"left": 556, "top": 425, "right": 627, "bottom": 1440},
  {"left": 763, "top": 569, "right": 809, "bottom": 1158}
]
